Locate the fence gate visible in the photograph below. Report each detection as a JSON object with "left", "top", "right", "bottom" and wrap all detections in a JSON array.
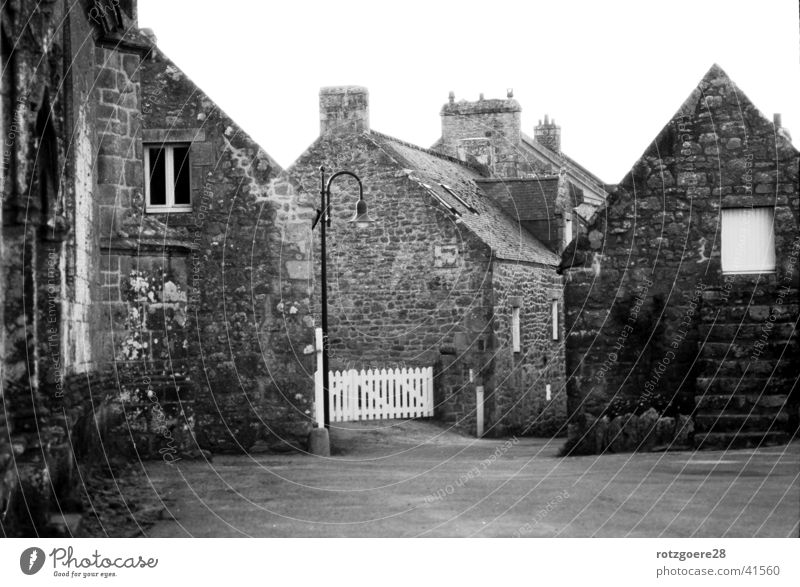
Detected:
[{"left": 315, "top": 367, "right": 434, "bottom": 423}]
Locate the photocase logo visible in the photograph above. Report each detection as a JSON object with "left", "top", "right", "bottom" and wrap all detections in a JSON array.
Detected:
[{"left": 20, "top": 547, "right": 46, "bottom": 575}]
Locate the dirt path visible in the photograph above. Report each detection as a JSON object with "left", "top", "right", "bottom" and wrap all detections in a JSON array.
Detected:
[{"left": 138, "top": 421, "right": 800, "bottom": 537}]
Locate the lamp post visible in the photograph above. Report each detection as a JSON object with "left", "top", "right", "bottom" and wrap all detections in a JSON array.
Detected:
[{"left": 313, "top": 166, "right": 371, "bottom": 431}]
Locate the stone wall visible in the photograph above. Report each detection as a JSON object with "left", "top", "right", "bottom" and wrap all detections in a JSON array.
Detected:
[
  {"left": 0, "top": 1, "right": 115, "bottom": 536},
  {"left": 94, "top": 46, "right": 143, "bottom": 250},
  {"left": 2, "top": 0, "right": 71, "bottom": 536},
  {"left": 290, "top": 133, "right": 493, "bottom": 370},
  {"left": 560, "top": 65, "right": 799, "bottom": 449},
  {"left": 140, "top": 50, "right": 316, "bottom": 452},
  {"left": 490, "top": 259, "right": 566, "bottom": 436}
]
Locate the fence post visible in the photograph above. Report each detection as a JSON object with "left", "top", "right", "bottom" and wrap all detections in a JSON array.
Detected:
[
  {"left": 314, "top": 327, "right": 324, "bottom": 427},
  {"left": 476, "top": 385, "right": 484, "bottom": 438}
]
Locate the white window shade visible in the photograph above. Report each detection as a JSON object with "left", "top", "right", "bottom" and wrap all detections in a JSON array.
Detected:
[
  {"left": 721, "top": 207, "right": 776, "bottom": 274},
  {"left": 552, "top": 300, "right": 559, "bottom": 340},
  {"left": 511, "top": 307, "right": 521, "bottom": 353}
]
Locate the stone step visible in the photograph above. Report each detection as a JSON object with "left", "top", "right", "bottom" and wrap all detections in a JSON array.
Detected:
[
  {"left": 698, "top": 342, "right": 757, "bottom": 361},
  {"left": 694, "top": 412, "right": 789, "bottom": 434},
  {"left": 697, "top": 358, "right": 798, "bottom": 378},
  {"left": 699, "top": 323, "right": 797, "bottom": 342},
  {"left": 694, "top": 431, "right": 791, "bottom": 450},
  {"left": 694, "top": 394, "right": 790, "bottom": 413},
  {"left": 700, "top": 303, "right": 800, "bottom": 323},
  {"left": 695, "top": 376, "right": 796, "bottom": 396},
  {"left": 45, "top": 512, "right": 83, "bottom": 538}
]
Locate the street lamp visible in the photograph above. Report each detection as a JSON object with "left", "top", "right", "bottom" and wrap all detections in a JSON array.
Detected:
[{"left": 313, "top": 166, "right": 372, "bottom": 430}]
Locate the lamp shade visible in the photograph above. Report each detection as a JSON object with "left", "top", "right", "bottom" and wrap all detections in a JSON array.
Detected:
[{"left": 349, "top": 198, "right": 372, "bottom": 228}]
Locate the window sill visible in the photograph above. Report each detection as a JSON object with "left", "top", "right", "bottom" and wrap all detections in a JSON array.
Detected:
[
  {"left": 146, "top": 206, "right": 193, "bottom": 214},
  {"left": 721, "top": 270, "right": 777, "bottom": 275}
]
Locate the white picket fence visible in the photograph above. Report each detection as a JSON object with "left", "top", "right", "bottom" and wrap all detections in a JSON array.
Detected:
[{"left": 317, "top": 367, "right": 434, "bottom": 422}]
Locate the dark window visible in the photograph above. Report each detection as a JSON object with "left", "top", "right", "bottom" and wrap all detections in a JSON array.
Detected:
[
  {"left": 148, "top": 147, "right": 167, "bottom": 205},
  {"left": 173, "top": 146, "right": 191, "bottom": 205},
  {"left": 144, "top": 143, "right": 191, "bottom": 211}
]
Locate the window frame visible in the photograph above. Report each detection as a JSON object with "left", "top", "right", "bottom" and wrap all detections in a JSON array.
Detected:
[
  {"left": 552, "top": 299, "right": 559, "bottom": 340},
  {"left": 720, "top": 206, "right": 776, "bottom": 275},
  {"left": 144, "top": 142, "right": 193, "bottom": 213},
  {"left": 511, "top": 306, "right": 521, "bottom": 353}
]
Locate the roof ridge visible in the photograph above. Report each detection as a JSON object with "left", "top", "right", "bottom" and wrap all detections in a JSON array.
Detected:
[
  {"left": 475, "top": 175, "right": 561, "bottom": 183},
  {"left": 520, "top": 133, "right": 605, "bottom": 186},
  {"left": 369, "top": 130, "right": 487, "bottom": 175}
]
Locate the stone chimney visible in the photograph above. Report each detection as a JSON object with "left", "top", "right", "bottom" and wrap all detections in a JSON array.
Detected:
[
  {"left": 319, "top": 86, "right": 370, "bottom": 137},
  {"left": 534, "top": 114, "right": 561, "bottom": 153}
]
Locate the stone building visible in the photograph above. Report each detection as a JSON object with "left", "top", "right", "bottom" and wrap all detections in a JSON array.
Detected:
[
  {"left": 1, "top": 0, "right": 315, "bottom": 536},
  {"left": 431, "top": 92, "right": 608, "bottom": 260},
  {"left": 432, "top": 92, "right": 608, "bottom": 204},
  {"left": 288, "top": 86, "right": 568, "bottom": 436},
  {"left": 0, "top": 0, "right": 134, "bottom": 537},
  {"left": 131, "top": 37, "right": 316, "bottom": 453},
  {"left": 560, "top": 65, "right": 799, "bottom": 451}
]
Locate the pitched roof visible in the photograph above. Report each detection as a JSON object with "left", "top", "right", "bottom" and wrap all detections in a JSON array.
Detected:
[
  {"left": 519, "top": 134, "right": 606, "bottom": 201},
  {"left": 476, "top": 176, "right": 585, "bottom": 221},
  {"left": 476, "top": 177, "right": 560, "bottom": 221},
  {"left": 369, "top": 132, "right": 560, "bottom": 266}
]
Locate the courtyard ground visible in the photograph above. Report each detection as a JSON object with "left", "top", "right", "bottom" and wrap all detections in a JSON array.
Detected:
[{"left": 138, "top": 420, "right": 799, "bottom": 537}]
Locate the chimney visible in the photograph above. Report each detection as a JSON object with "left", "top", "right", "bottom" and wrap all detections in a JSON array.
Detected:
[
  {"left": 319, "top": 86, "right": 369, "bottom": 137},
  {"left": 534, "top": 114, "right": 561, "bottom": 152},
  {"left": 439, "top": 91, "right": 522, "bottom": 174}
]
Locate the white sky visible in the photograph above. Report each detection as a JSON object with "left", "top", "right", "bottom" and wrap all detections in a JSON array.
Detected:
[{"left": 138, "top": 0, "right": 799, "bottom": 184}]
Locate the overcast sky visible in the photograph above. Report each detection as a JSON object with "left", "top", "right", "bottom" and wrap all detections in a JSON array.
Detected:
[{"left": 138, "top": 0, "right": 799, "bottom": 184}]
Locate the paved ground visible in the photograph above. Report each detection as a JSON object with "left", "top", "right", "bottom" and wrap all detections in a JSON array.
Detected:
[{"left": 141, "top": 420, "right": 800, "bottom": 537}]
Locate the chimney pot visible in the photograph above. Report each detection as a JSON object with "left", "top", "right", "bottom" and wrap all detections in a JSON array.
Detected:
[{"left": 534, "top": 114, "right": 561, "bottom": 153}]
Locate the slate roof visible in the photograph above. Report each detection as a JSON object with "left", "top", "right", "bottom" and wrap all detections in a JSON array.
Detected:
[
  {"left": 476, "top": 177, "right": 585, "bottom": 222},
  {"left": 476, "top": 177, "right": 560, "bottom": 222},
  {"left": 369, "top": 132, "right": 560, "bottom": 266}
]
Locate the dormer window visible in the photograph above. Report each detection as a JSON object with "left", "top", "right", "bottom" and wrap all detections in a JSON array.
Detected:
[{"left": 144, "top": 143, "right": 191, "bottom": 212}]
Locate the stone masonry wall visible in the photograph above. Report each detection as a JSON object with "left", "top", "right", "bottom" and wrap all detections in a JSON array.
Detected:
[
  {"left": 140, "top": 50, "right": 316, "bottom": 452},
  {"left": 560, "top": 65, "right": 799, "bottom": 432},
  {"left": 490, "top": 259, "right": 566, "bottom": 436},
  {"left": 0, "top": 2, "right": 117, "bottom": 536},
  {"left": 94, "top": 46, "right": 143, "bottom": 253}
]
